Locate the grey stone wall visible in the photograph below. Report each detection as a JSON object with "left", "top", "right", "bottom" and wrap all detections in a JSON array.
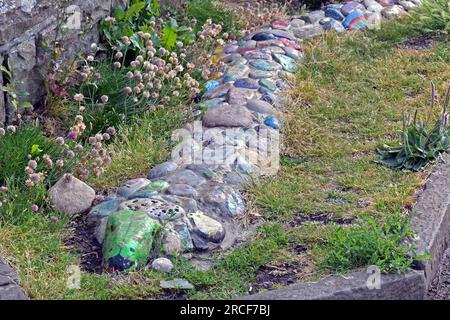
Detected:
[{"left": 0, "top": 0, "right": 128, "bottom": 126}]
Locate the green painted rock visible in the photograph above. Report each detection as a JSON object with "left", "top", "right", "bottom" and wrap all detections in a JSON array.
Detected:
[
  {"left": 272, "top": 53, "right": 298, "bottom": 73},
  {"left": 103, "top": 209, "right": 160, "bottom": 271}
]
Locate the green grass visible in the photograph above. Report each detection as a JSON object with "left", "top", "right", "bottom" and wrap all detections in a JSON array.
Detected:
[
  {"left": 1, "top": 17, "right": 449, "bottom": 299},
  {"left": 87, "top": 105, "right": 187, "bottom": 190}
]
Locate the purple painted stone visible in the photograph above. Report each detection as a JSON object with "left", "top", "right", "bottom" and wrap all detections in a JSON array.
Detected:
[
  {"left": 223, "top": 44, "right": 239, "bottom": 54},
  {"left": 234, "top": 78, "right": 260, "bottom": 90}
]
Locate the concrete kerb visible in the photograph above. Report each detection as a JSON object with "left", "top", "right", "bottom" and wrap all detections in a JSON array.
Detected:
[{"left": 240, "top": 154, "right": 450, "bottom": 300}]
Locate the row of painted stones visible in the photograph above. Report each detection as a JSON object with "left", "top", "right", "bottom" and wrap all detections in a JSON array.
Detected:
[{"left": 86, "top": 0, "right": 415, "bottom": 280}]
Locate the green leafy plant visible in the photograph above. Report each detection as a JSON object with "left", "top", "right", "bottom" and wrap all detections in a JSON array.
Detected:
[
  {"left": 320, "top": 213, "right": 415, "bottom": 273},
  {"left": 410, "top": 0, "right": 450, "bottom": 33},
  {"left": 377, "top": 82, "right": 450, "bottom": 171}
]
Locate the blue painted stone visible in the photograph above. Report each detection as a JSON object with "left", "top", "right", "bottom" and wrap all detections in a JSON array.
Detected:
[
  {"left": 261, "top": 92, "right": 277, "bottom": 104},
  {"left": 341, "top": 1, "right": 365, "bottom": 16},
  {"left": 205, "top": 80, "right": 220, "bottom": 93},
  {"left": 250, "top": 59, "right": 280, "bottom": 72},
  {"left": 325, "top": 8, "right": 345, "bottom": 21},
  {"left": 234, "top": 78, "right": 260, "bottom": 90},
  {"left": 264, "top": 116, "right": 280, "bottom": 129},
  {"left": 343, "top": 10, "right": 364, "bottom": 29},
  {"left": 252, "top": 32, "right": 276, "bottom": 41}
]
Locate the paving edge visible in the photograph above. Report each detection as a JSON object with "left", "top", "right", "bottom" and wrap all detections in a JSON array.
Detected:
[
  {"left": 0, "top": 257, "right": 28, "bottom": 300},
  {"left": 239, "top": 154, "right": 450, "bottom": 300}
]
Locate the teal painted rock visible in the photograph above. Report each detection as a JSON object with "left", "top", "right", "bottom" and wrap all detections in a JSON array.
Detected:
[
  {"left": 103, "top": 209, "right": 160, "bottom": 271},
  {"left": 259, "top": 79, "right": 277, "bottom": 92},
  {"left": 272, "top": 53, "right": 298, "bottom": 73},
  {"left": 119, "top": 197, "right": 184, "bottom": 221},
  {"left": 130, "top": 180, "right": 170, "bottom": 199},
  {"left": 250, "top": 59, "right": 281, "bottom": 71}
]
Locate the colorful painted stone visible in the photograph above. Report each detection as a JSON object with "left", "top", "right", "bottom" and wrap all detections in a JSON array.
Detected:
[
  {"left": 341, "top": 1, "right": 366, "bottom": 16},
  {"left": 103, "top": 209, "right": 160, "bottom": 271},
  {"left": 239, "top": 47, "right": 256, "bottom": 56},
  {"left": 342, "top": 10, "right": 365, "bottom": 29},
  {"left": 271, "top": 30, "right": 296, "bottom": 41},
  {"left": 259, "top": 78, "right": 277, "bottom": 92},
  {"left": 144, "top": 180, "right": 170, "bottom": 193},
  {"left": 223, "top": 44, "right": 239, "bottom": 54},
  {"left": 272, "top": 19, "right": 289, "bottom": 29},
  {"left": 272, "top": 53, "right": 298, "bottom": 73},
  {"left": 227, "top": 87, "right": 259, "bottom": 105},
  {"left": 234, "top": 78, "right": 260, "bottom": 90},
  {"left": 264, "top": 116, "right": 280, "bottom": 129},
  {"left": 250, "top": 59, "right": 281, "bottom": 72},
  {"left": 223, "top": 64, "right": 249, "bottom": 83},
  {"left": 252, "top": 32, "right": 277, "bottom": 41},
  {"left": 203, "top": 82, "right": 233, "bottom": 99},
  {"left": 349, "top": 16, "right": 368, "bottom": 30},
  {"left": 229, "top": 57, "right": 248, "bottom": 66},
  {"left": 204, "top": 80, "right": 220, "bottom": 93},
  {"left": 325, "top": 7, "right": 345, "bottom": 21}
]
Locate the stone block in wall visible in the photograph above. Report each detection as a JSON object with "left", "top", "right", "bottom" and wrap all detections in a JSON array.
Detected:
[
  {"left": 0, "top": 54, "right": 4, "bottom": 125},
  {"left": 0, "top": 0, "right": 128, "bottom": 125}
]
